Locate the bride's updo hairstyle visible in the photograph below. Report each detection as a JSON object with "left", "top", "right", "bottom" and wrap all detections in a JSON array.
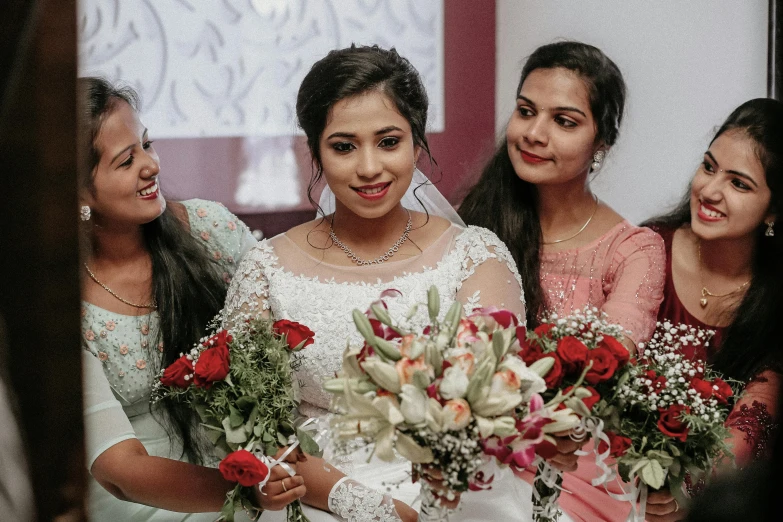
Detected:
[
  {"left": 459, "top": 41, "right": 626, "bottom": 326},
  {"left": 644, "top": 99, "right": 783, "bottom": 381},
  {"left": 77, "top": 77, "right": 227, "bottom": 463},
  {"left": 296, "top": 44, "right": 433, "bottom": 210}
]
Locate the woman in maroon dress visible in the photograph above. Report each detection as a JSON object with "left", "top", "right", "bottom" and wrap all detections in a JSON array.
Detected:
[{"left": 643, "top": 98, "right": 783, "bottom": 521}]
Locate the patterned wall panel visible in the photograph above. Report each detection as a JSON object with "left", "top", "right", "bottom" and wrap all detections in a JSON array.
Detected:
[{"left": 78, "top": 0, "right": 444, "bottom": 138}]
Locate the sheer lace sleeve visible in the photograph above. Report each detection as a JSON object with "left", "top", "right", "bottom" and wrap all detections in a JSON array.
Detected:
[
  {"left": 327, "top": 478, "right": 403, "bottom": 521},
  {"left": 725, "top": 370, "right": 780, "bottom": 468},
  {"left": 453, "top": 226, "right": 526, "bottom": 323},
  {"left": 222, "top": 240, "right": 278, "bottom": 324},
  {"left": 82, "top": 350, "right": 136, "bottom": 469},
  {"left": 602, "top": 227, "right": 665, "bottom": 345}
]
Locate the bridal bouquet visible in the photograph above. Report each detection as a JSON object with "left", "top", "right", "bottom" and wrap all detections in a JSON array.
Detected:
[
  {"left": 324, "top": 287, "right": 557, "bottom": 520},
  {"left": 592, "top": 322, "right": 736, "bottom": 521},
  {"left": 519, "top": 308, "right": 632, "bottom": 522},
  {"left": 153, "top": 316, "right": 319, "bottom": 522}
]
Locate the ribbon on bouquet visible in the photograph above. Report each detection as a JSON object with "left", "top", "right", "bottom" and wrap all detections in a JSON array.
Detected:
[
  {"left": 573, "top": 415, "right": 616, "bottom": 487},
  {"left": 254, "top": 417, "right": 319, "bottom": 492},
  {"left": 531, "top": 455, "right": 566, "bottom": 519},
  {"left": 605, "top": 476, "right": 647, "bottom": 522}
]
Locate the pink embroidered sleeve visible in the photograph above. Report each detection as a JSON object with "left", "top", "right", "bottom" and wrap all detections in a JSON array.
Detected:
[
  {"left": 725, "top": 370, "right": 780, "bottom": 468},
  {"left": 601, "top": 227, "right": 665, "bottom": 345}
]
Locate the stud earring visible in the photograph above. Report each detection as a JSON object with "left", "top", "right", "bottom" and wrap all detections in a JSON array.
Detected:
[
  {"left": 591, "top": 150, "right": 605, "bottom": 172},
  {"left": 765, "top": 220, "right": 775, "bottom": 237},
  {"left": 80, "top": 205, "right": 91, "bottom": 221}
]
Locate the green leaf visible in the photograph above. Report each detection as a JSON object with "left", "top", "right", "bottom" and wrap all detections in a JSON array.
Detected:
[
  {"left": 492, "top": 332, "right": 506, "bottom": 361},
  {"left": 229, "top": 405, "right": 244, "bottom": 428},
  {"left": 222, "top": 416, "right": 248, "bottom": 445},
  {"left": 296, "top": 427, "right": 322, "bottom": 457},
  {"left": 235, "top": 396, "right": 256, "bottom": 409},
  {"left": 277, "top": 431, "right": 288, "bottom": 446},
  {"left": 427, "top": 286, "right": 440, "bottom": 322},
  {"left": 640, "top": 459, "right": 666, "bottom": 490}
]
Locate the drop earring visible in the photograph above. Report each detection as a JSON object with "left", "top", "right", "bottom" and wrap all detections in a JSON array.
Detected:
[
  {"left": 591, "top": 150, "right": 605, "bottom": 173},
  {"left": 80, "top": 205, "right": 91, "bottom": 221},
  {"left": 765, "top": 220, "right": 775, "bottom": 237}
]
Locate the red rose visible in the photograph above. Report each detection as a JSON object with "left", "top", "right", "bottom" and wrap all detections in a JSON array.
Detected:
[
  {"left": 711, "top": 378, "right": 733, "bottom": 405},
  {"left": 657, "top": 405, "right": 690, "bottom": 442},
  {"left": 584, "top": 347, "right": 619, "bottom": 385},
  {"left": 534, "top": 323, "right": 555, "bottom": 339},
  {"left": 202, "top": 329, "right": 233, "bottom": 348},
  {"left": 219, "top": 449, "right": 270, "bottom": 487},
  {"left": 543, "top": 354, "right": 564, "bottom": 389},
  {"left": 598, "top": 336, "right": 630, "bottom": 367},
  {"left": 518, "top": 326, "right": 545, "bottom": 365},
  {"left": 193, "top": 344, "right": 230, "bottom": 388},
  {"left": 556, "top": 336, "right": 589, "bottom": 374},
  {"left": 562, "top": 385, "right": 601, "bottom": 411},
  {"left": 598, "top": 431, "right": 633, "bottom": 457},
  {"left": 645, "top": 370, "right": 668, "bottom": 393},
  {"left": 690, "top": 377, "right": 713, "bottom": 400},
  {"left": 160, "top": 355, "right": 194, "bottom": 388},
  {"left": 273, "top": 319, "right": 315, "bottom": 350}
]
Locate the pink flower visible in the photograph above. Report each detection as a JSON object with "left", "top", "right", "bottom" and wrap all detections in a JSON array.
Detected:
[
  {"left": 481, "top": 436, "right": 512, "bottom": 461},
  {"left": 196, "top": 208, "right": 208, "bottom": 217},
  {"left": 451, "top": 352, "right": 476, "bottom": 376},
  {"left": 97, "top": 351, "right": 108, "bottom": 361},
  {"left": 455, "top": 318, "right": 480, "bottom": 347},
  {"left": 140, "top": 323, "right": 149, "bottom": 335},
  {"left": 200, "top": 231, "right": 210, "bottom": 241},
  {"left": 490, "top": 369, "right": 521, "bottom": 395},
  {"left": 227, "top": 221, "right": 237, "bottom": 231},
  {"left": 136, "top": 359, "right": 147, "bottom": 370},
  {"left": 470, "top": 307, "right": 519, "bottom": 330},
  {"left": 158, "top": 342, "right": 164, "bottom": 353},
  {"left": 119, "top": 344, "right": 129, "bottom": 355},
  {"left": 398, "top": 334, "right": 416, "bottom": 358},
  {"left": 442, "top": 398, "right": 471, "bottom": 430},
  {"left": 395, "top": 357, "right": 431, "bottom": 386},
  {"left": 84, "top": 329, "right": 95, "bottom": 341},
  {"left": 213, "top": 251, "right": 222, "bottom": 260},
  {"left": 105, "top": 320, "right": 116, "bottom": 331},
  {"left": 468, "top": 470, "right": 495, "bottom": 491}
]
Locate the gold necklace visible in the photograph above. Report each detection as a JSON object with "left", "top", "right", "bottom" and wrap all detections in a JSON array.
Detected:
[
  {"left": 84, "top": 263, "right": 157, "bottom": 309},
  {"left": 542, "top": 194, "right": 599, "bottom": 245},
  {"left": 329, "top": 211, "right": 412, "bottom": 266},
  {"left": 697, "top": 242, "right": 750, "bottom": 308}
]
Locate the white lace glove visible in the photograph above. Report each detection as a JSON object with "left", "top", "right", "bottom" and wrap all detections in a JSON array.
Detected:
[{"left": 327, "top": 477, "right": 403, "bottom": 522}]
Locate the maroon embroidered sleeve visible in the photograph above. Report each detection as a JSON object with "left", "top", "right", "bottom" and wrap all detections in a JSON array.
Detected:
[{"left": 725, "top": 370, "right": 780, "bottom": 467}]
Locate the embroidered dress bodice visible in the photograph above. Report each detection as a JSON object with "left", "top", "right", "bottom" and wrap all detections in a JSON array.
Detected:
[
  {"left": 224, "top": 224, "right": 526, "bottom": 418},
  {"left": 224, "top": 224, "right": 533, "bottom": 522}
]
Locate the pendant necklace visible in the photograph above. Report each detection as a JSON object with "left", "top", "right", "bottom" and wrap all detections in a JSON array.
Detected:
[{"left": 697, "top": 242, "right": 750, "bottom": 308}]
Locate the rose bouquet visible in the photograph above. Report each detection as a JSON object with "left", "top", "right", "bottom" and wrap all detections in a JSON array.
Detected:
[
  {"left": 592, "top": 322, "right": 737, "bottom": 521},
  {"left": 518, "top": 308, "right": 632, "bottom": 522},
  {"left": 153, "top": 316, "right": 319, "bottom": 521},
  {"left": 324, "top": 286, "right": 560, "bottom": 521}
]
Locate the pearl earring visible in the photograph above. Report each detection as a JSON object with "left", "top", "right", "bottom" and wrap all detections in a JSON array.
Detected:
[
  {"left": 80, "top": 205, "right": 91, "bottom": 221},
  {"left": 591, "top": 150, "right": 605, "bottom": 172}
]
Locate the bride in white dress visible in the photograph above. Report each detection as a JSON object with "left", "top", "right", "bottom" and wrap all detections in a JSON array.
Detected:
[{"left": 223, "top": 45, "right": 534, "bottom": 521}]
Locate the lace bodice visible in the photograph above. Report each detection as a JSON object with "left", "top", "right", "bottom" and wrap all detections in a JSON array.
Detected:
[{"left": 223, "top": 224, "right": 526, "bottom": 416}]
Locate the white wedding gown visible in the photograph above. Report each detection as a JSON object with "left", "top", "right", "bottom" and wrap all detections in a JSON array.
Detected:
[{"left": 223, "top": 223, "right": 538, "bottom": 521}]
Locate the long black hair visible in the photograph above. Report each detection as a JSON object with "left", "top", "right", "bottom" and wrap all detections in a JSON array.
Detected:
[
  {"left": 459, "top": 41, "right": 626, "bottom": 326},
  {"left": 644, "top": 98, "right": 783, "bottom": 381},
  {"left": 77, "top": 77, "right": 228, "bottom": 463},
  {"left": 296, "top": 44, "right": 435, "bottom": 214}
]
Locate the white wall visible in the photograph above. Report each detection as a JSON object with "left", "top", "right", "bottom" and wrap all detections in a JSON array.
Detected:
[{"left": 496, "top": 0, "right": 768, "bottom": 224}]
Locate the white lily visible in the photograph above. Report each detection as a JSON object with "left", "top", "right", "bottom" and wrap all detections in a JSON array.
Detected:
[
  {"left": 440, "top": 366, "right": 470, "bottom": 400},
  {"left": 541, "top": 406, "right": 581, "bottom": 433},
  {"left": 399, "top": 384, "right": 428, "bottom": 425}
]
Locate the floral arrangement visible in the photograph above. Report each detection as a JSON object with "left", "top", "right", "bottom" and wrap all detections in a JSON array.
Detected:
[
  {"left": 323, "top": 287, "right": 567, "bottom": 520},
  {"left": 517, "top": 308, "right": 631, "bottom": 522},
  {"left": 593, "top": 321, "right": 736, "bottom": 521},
  {"left": 153, "top": 316, "right": 318, "bottom": 522}
]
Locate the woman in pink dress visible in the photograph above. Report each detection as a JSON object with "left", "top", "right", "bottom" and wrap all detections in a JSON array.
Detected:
[
  {"left": 460, "top": 41, "right": 666, "bottom": 521},
  {"left": 640, "top": 98, "right": 783, "bottom": 521}
]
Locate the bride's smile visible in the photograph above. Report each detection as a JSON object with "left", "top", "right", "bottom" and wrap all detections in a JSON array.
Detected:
[{"left": 319, "top": 90, "right": 420, "bottom": 220}]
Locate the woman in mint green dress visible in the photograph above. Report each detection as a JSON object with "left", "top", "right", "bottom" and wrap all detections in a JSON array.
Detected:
[{"left": 78, "top": 77, "right": 304, "bottom": 520}]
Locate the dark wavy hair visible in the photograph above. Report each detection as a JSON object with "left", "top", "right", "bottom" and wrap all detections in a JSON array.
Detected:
[
  {"left": 644, "top": 98, "right": 783, "bottom": 381},
  {"left": 295, "top": 44, "right": 434, "bottom": 215},
  {"left": 77, "top": 77, "right": 228, "bottom": 463},
  {"left": 459, "top": 41, "right": 626, "bottom": 325}
]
